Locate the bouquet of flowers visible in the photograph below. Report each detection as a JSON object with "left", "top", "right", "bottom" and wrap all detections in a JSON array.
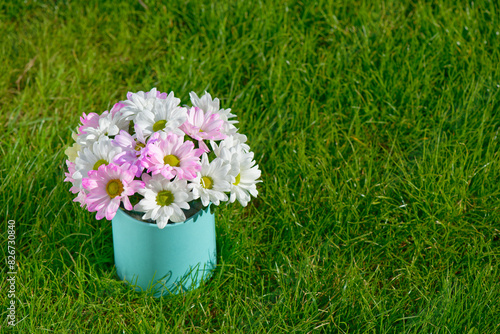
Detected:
[{"left": 64, "top": 88, "right": 261, "bottom": 228}]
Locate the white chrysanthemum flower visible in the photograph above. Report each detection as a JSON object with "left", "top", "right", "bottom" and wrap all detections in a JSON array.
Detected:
[
  {"left": 73, "top": 137, "right": 123, "bottom": 189},
  {"left": 134, "top": 174, "right": 192, "bottom": 229},
  {"left": 211, "top": 138, "right": 261, "bottom": 207},
  {"left": 189, "top": 91, "right": 238, "bottom": 135},
  {"left": 211, "top": 135, "right": 250, "bottom": 155},
  {"left": 77, "top": 110, "right": 129, "bottom": 147},
  {"left": 188, "top": 154, "right": 231, "bottom": 206},
  {"left": 119, "top": 87, "right": 161, "bottom": 122},
  {"left": 229, "top": 154, "right": 261, "bottom": 207},
  {"left": 135, "top": 92, "right": 187, "bottom": 137}
]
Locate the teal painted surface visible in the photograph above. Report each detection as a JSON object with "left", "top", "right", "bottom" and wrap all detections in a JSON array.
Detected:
[{"left": 112, "top": 206, "right": 216, "bottom": 297}]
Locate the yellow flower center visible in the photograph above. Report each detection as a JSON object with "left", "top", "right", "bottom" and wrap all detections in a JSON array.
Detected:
[
  {"left": 135, "top": 142, "right": 145, "bottom": 151},
  {"left": 152, "top": 120, "right": 167, "bottom": 132},
  {"left": 164, "top": 154, "right": 180, "bottom": 167},
  {"left": 106, "top": 179, "right": 124, "bottom": 198},
  {"left": 201, "top": 176, "right": 213, "bottom": 189},
  {"left": 233, "top": 173, "right": 241, "bottom": 186},
  {"left": 156, "top": 190, "right": 174, "bottom": 206},
  {"left": 93, "top": 159, "right": 108, "bottom": 170}
]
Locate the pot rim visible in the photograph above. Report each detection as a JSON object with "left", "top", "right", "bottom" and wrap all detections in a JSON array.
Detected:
[{"left": 116, "top": 205, "right": 209, "bottom": 228}]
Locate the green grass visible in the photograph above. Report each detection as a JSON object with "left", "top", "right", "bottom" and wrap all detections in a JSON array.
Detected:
[{"left": 2, "top": 0, "right": 500, "bottom": 332}]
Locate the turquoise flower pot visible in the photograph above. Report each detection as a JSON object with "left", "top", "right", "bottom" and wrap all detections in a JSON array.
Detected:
[{"left": 111, "top": 206, "right": 216, "bottom": 297}]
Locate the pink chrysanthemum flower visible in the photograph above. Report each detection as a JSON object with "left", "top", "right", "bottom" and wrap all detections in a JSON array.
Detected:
[
  {"left": 64, "top": 160, "right": 82, "bottom": 194},
  {"left": 111, "top": 102, "right": 126, "bottom": 116},
  {"left": 180, "top": 106, "right": 226, "bottom": 142},
  {"left": 77, "top": 109, "right": 129, "bottom": 147},
  {"left": 64, "top": 160, "right": 77, "bottom": 188},
  {"left": 82, "top": 164, "right": 145, "bottom": 220},
  {"left": 141, "top": 131, "right": 203, "bottom": 180},
  {"left": 189, "top": 91, "right": 237, "bottom": 124},
  {"left": 189, "top": 91, "right": 239, "bottom": 136},
  {"left": 78, "top": 112, "right": 100, "bottom": 135},
  {"left": 74, "top": 189, "right": 88, "bottom": 208},
  {"left": 113, "top": 125, "right": 148, "bottom": 177}
]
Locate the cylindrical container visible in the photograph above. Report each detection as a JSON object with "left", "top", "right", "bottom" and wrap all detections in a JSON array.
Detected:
[{"left": 111, "top": 206, "right": 216, "bottom": 297}]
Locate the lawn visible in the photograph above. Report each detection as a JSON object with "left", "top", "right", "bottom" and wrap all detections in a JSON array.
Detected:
[{"left": 1, "top": 0, "right": 500, "bottom": 332}]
